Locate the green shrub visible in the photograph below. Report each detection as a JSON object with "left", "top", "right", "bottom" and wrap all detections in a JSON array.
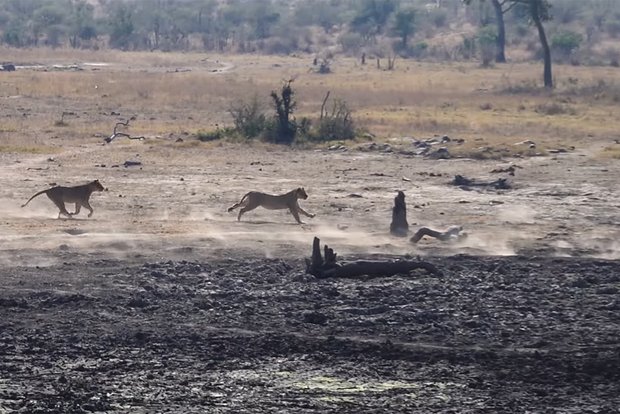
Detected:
[
  {"left": 605, "top": 19, "right": 620, "bottom": 38},
  {"left": 500, "top": 79, "right": 541, "bottom": 94},
  {"left": 477, "top": 25, "right": 497, "bottom": 66},
  {"left": 551, "top": 31, "right": 583, "bottom": 60},
  {"left": 197, "top": 129, "right": 225, "bottom": 141},
  {"left": 312, "top": 99, "right": 356, "bottom": 142},
  {"left": 229, "top": 95, "right": 268, "bottom": 139},
  {"left": 338, "top": 32, "right": 364, "bottom": 55},
  {"left": 534, "top": 102, "right": 577, "bottom": 116}
]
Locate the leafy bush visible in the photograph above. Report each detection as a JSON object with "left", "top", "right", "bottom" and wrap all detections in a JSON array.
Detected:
[
  {"left": 500, "top": 79, "right": 541, "bottom": 94},
  {"left": 408, "top": 41, "right": 429, "bottom": 58},
  {"left": 312, "top": 99, "right": 356, "bottom": 142},
  {"left": 534, "top": 102, "right": 577, "bottom": 116},
  {"left": 551, "top": 31, "right": 583, "bottom": 61},
  {"left": 605, "top": 19, "right": 620, "bottom": 38},
  {"left": 229, "top": 95, "right": 268, "bottom": 139},
  {"left": 338, "top": 32, "right": 364, "bottom": 55},
  {"left": 458, "top": 35, "right": 477, "bottom": 60},
  {"left": 261, "top": 36, "right": 299, "bottom": 55},
  {"left": 477, "top": 25, "right": 497, "bottom": 66},
  {"left": 197, "top": 129, "right": 225, "bottom": 141},
  {"left": 430, "top": 9, "right": 448, "bottom": 28},
  {"left": 562, "top": 79, "right": 620, "bottom": 103}
]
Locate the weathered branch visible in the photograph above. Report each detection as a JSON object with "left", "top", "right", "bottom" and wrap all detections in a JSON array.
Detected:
[
  {"left": 320, "top": 91, "right": 330, "bottom": 120},
  {"left": 410, "top": 226, "right": 466, "bottom": 244},
  {"left": 104, "top": 120, "right": 146, "bottom": 143}
]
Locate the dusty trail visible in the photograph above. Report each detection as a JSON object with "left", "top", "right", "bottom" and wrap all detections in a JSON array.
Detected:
[{"left": 2, "top": 139, "right": 620, "bottom": 262}]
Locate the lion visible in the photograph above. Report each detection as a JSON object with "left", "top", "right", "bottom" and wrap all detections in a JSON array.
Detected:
[
  {"left": 21, "top": 180, "right": 105, "bottom": 218},
  {"left": 227, "top": 187, "right": 315, "bottom": 224}
]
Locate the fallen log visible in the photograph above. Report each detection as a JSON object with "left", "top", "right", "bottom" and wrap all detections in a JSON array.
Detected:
[
  {"left": 451, "top": 174, "right": 510, "bottom": 190},
  {"left": 305, "top": 237, "right": 441, "bottom": 279},
  {"left": 410, "top": 226, "right": 466, "bottom": 244}
]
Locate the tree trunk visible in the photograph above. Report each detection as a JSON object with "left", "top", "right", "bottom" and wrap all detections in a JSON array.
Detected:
[
  {"left": 390, "top": 191, "right": 409, "bottom": 237},
  {"left": 530, "top": 1, "right": 552, "bottom": 88},
  {"left": 491, "top": 0, "right": 507, "bottom": 63}
]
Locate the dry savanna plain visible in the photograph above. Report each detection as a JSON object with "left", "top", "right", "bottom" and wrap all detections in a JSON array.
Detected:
[{"left": 0, "top": 48, "right": 619, "bottom": 412}]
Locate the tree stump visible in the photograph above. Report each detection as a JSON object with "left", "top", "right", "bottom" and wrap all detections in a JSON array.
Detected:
[
  {"left": 390, "top": 191, "right": 409, "bottom": 237},
  {"left": 305, "top": 237, "right": 442, "bottom": 279}
]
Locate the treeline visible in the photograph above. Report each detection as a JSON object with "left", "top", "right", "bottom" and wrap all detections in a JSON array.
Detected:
[{"left": 0, "top": 0, "right": 619, "bottom": 64}]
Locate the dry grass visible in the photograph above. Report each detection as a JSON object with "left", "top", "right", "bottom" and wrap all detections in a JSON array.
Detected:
[
  {"left": 600, "top": 145, "right": 620, "bottom": 159},
  {"left": 1, "top": 47, "right": 619, "bottom": 153},
  {"left": 0, "top": 145, "right": 59, "bottom": 154}
]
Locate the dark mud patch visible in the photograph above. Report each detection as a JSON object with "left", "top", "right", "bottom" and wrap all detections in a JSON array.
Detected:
[{"left": 0, "top": 255, "right": 619, "bottom": 412}]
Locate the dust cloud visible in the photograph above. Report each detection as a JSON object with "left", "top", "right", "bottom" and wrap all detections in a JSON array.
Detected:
[
  {"left": 496, "top": 205, "right": 538, "bottom": 224},
  {"left": 2, "top": 144, "right": 619, "bottom": 265}
]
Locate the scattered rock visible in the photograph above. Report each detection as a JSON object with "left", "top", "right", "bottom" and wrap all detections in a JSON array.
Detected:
[
  {"left": 303, "top": 311, "right": 328, "bottom": 325},
  {"left": 426, "top": 147, "right": 451, "bottom": 159}
]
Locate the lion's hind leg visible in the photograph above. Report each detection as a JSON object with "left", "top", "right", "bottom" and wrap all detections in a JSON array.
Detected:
[
  {"left": 52, "top": 199, "right": 72, "bottom": 219},
  {"left": 227, "top": 202, "right": 241, "bottom": 213},
  {"left": 46, "top": 191, "right": 71, "bottom": 218},
  {"left": 228, "top": 193, "right": 251, "bottom": 213},
  {"left": 237, "top": 202, "right": 258, "bottom": 221}
]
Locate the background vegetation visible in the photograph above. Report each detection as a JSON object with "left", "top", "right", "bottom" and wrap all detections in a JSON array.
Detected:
[
  {"left": 0, "top": 0, "right": 619, "bottom": 66},
  {"left": 1, "top": 0, "right": 619, "bottom": 149}
]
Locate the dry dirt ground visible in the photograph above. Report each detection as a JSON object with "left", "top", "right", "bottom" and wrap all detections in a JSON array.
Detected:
[
  {"left": 1, "top": 56, "right": 619, "bottom": 413},
  {"left": 1, "top": 138, "right": 619, "bottom": 413}
]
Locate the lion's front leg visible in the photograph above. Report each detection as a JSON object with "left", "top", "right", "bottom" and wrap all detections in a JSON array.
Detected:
[
  {"left": 289, "top": 207, "right": 304, "bottom": 224},
  {"left": 297, "top": 204, "right": 315, "bottom": 218}
]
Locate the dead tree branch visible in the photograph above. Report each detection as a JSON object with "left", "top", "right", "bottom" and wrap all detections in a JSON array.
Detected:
[
  {"left": 410, "top": 226, "right": 466, "bottom": 244},
  {"left": 104, "top": 120, "right": 145, "bottom": 143},
  {"left": 320, "top": 91, "right": 331, "bottom": 120}
]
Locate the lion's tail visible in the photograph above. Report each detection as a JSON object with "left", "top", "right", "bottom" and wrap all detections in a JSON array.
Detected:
[
  {"left": 21, "top": 188, "right": 49, "bottom": 208},
  {"left": 227, "top": 192, "right": 250, "bottom": 212}
]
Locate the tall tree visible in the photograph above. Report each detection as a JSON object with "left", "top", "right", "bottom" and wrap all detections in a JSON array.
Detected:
[
  {"left": 464, "top": 0, "right": 518, "bottom": 63},
  {"left": 464, "top": 0, "right": 553, "bottom": 88},
  {"left": 68, "top": 0, "right": 97, "bottom": 48},
  {"left": 489, "top": 0, "right": 509, "bottom": 62},
  {"left": 109, "top": 3, "right": 135, "bottom": 49},
  {"left": 531, "top": 1, "right": 552, "bottom": 87},
  {"left": 392, "top": 8, "right": 416, "bottom": 49},
  {"left": 350, "top": 0, "right": 396, "bottom": 42}
]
